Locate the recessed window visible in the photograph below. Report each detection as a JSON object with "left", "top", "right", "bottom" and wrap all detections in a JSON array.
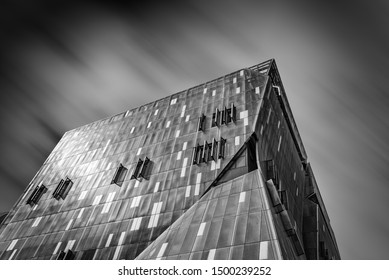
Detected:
[
  {"left": 192, "top": 137, "right": 225, "bottom": 165},
  {"left": 131, "top": 157, "right": 151, "bottom": 180},
  {"left": 197, "top": 114, "right": 206, "bottom": 132},
  {"left": 53, "top": 177, "right": 73, "bottom": 200},
  {"left": 56, "top": 249, "right": 75, "bottom": 260},
  {"left": 26, "top": 184, "right": 47, "bottom": 206},
  {"left": 111, "top": 164, "right": 127, "bottom": 186},
  {"left": 212, "top": 104, "right": 236, "bottom": 127}
]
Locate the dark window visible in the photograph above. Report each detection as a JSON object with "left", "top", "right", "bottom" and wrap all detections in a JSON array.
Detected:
[
  {"left": 197, "top": 114, "right": 206, "bottom": 131},
  {"left": 112, "top": 164, "right": 128, "bottom": 185},
  {"left": 211, "top": 138, "right": 218, "bottom": 161},
  {"left": 218, "top": 137, "right": 226, "bottom": 159},
  {"left": 131, "top": 159, "right": 143, "bottom": 180},
  {"left": 26, "top": 185, "right": 47, "bottom": 206},
  {"left": 57, "top": 250, "right": 75, "bottom": 260},
  {"left": 138, "top": 157, "right": 150, "bottom": 179},
  {"left": 131, "top": 157, "right": 152, "bottom": 180},
  {"left": 279, "top": 190, "right": 288, "bottom": 210},
  {"left": 213, "top": 103, "right": 236, "bottom": 127},
  {"left": 53, "top": 177, "right": 73, "bottom": 200},
  {"left": 212, "top": 109, "right": 221, "bottom": 127},
  {"left": 319, "top": 241, "right": 325, "bottom": 258},
  {"left": 193, "top": 138, "right": 221, "bottom": 165},
  {"left": 265, "top": 159, "right": 279, "bottom": 186}
]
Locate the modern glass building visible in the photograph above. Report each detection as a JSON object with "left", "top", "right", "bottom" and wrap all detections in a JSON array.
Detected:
[{"left": 0, "top": 59, "right": 340, "bottom": 260}]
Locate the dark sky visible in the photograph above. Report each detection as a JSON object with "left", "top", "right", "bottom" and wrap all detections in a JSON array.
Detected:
[{"left": 0, "top": 0, "right": 388, "bottom": 260}]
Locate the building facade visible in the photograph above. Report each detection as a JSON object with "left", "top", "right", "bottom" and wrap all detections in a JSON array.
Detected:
[{"left": 0, "top": 59, "right": 340, "bottom": 260}]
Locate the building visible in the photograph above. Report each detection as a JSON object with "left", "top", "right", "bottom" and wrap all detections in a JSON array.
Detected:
[{"left": 0, "top": 59, "right": 340, "bottom": 260}]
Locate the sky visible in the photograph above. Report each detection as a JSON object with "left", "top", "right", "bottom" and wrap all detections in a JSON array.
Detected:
[{"left": 0, "top": 0, "right": 388, "bottom": 260}]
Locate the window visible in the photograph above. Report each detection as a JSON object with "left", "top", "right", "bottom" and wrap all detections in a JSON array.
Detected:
[
  {"left": 53, "top": 177, "right": 73, "bottom": 200},
  {"left": 279, "top": 190, "right": 288, "bottom": 210},
  {"left": 56, "top": 249, "right": 75, "bottom": 260},
  {"left": 26, "top": 184, "right": 47, "bottom": 206},
  {"left": 111, "top": 164, "right": 127, "bottom": 186},
  {"left": 192, "top": 137, "right": 225, "bottom": 165},
  {"left": 265, "top": 159, "right": 279, "bottom": 186},
  {"left": 197, "top": 113, "right": 206, "bottom": 132},
  {"left": 218, "top": 137, "right": 226, "bottom": 159},
  {"left": 211, "top": 103, "right": 236, "bottom": 127},
  {"left": 131, "top": 157, "right": 151, "bottom": 180}
]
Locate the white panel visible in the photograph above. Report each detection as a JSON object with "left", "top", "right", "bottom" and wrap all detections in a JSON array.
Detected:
[
  {"left": 296, "top": 187, "right": 299, "bottom": 196},
  {"left": 259, "top": 241, "right": 269, "bottom": 260},
  {"left": 208, "top": 249, "right": 216, "bottom": 260},
  {"left": 118, "top": 232, "right": 126, "bottom": 246},
  {"left": 134, "top": 180, "right": 140, "bottom": 188},
  {"left": 180, "top": 105, "right": 186, "bottom": 117},
  {"left": 113, "top": 246, "right": 122, "bottom": 260},
  {"left": 195, "top": 184, "right": 200, "bottom": 196},
  {"left": 136, "top": 217, "right": 142, "bottom": 230},
  {"left": 152, "top": 214, "right": 160, "bottom": 227},
  {"left": 278, "top": 120, "right": 281, "bottom": 129},
  {"left": 154, "top": 109, "right": 159, "bottom": 116},
  {"left": 185, "top": 115, "right": 190, "bottom": 122},
  {"left": 154, "top": 182, "right": 160, "bottom": 193},
  {"left": 148, "top": 215, "right": 155, "bottom": 228},
  {"left": 156, "top": 202, "right": 163, "bottom": 214},
  {"left": 9, "top": 249, "right": 17, "bottom": 260},
  {"left": 255, "top": 87, "right": 260, "bottom": 94},
  {"left": 185, "top": 185, "right": 191, "bottom": 198},
  {"left": 175, "top": 130, "right": 180, "bottom": 138},
  {"left": 216, "top": 159, "right": 221, "bottom": 169},
  {"left": 240, "top": 110, "right": 248, "bottom": 119},
  {"left": 78, "top": 191, "right": 87, "bottom": 200},
  {"left": 196, "top": 173, "right": 202, "bottom": 184},
  {"left": 197, "top": 222, "right": 206, "bottom": 236},
  {"left": 105, "top": 234, "right": 113, "bottom": 247},
  {"left": 77, "top": 208, "right": 85, "bottom": 219},
  {"left": 53, "top": 242, "right": 62, "bottom": 255},
  {"left": 244, "top": 117, "right": 249, "bottom": 126},
  {"left": 130, "top": 127, "right": 135, "bottom": 134},
  {"left": 233, "top": 77, "right": 237, "bottom": 83},
  {"left": 33, "top": 205, "right": 38, "bottom": 211},
  {"left": 106, "top": 192, "right": 116, "bottom": 203},
  {"left": 183, "top": 142, "right": 187, "bottom": 150},
  {"left": 267, "top": 108, "right": 272, "bottom": 124},
  {"left": 239, "top": 192, "right": 246, "bottom": 203},
  {"left": 177, "top": 151, "right": 182, "bottom": 160},
  {"left": 92, "top": 195, "right": 102, "bottom": 205},
  {"left": 260, "top": 125, "right": 264, "bottom": 135},
  {"left": 212, "top": 90, "right": 216, "bottom": 96},
  {"left": 278, "top": 136, "right": 282, "bottom": 152},
  {"left": 235, "top": 136, "right": 240, "bottom": 146},
  {"left": 130, "top": 197, "right": 137, "bottom": 208},
  {"left": 147, "top": 122, "right": 151, "bottom": 128},
  {"left": 7, "top": 240, "right": 18, "bottom": 251},
  {"left": 211, "top": 160, "right": 216, "bottom": 171},
  {"left": 236, "top": 87, "right": 240, "bottom": 94},
  {"left": 170, "top": 98, "right": 177, "bottom": 105},
  {"left": 181, "top": 158, "right": 188, "bottom": 177},
  {"left": 102, "top": 202, "right": 112, "bottom": 214},
  {"left": 203, "top": 88, "right": 207, "bottom": 94},
  {"left": 136, "top": 148, "right": 142, "bottom": 155},
  {"left": 157, "top": 243, "right": 168, "bottom": 259},
  {"left": 151, "top": 203, "right": 158, "bottom": 215},
  {"left": 240, "top": 70, "right": 244, "bottom": 76},
  {"left": 166, "top": 121, "right": 171, "bottom": 128},
  {"left": 65, "top": 240, "right": 76, "bottom": 252},
  {"left": 65, "top": 219, "right": 73, "bottom": 231},
  {"left": 32, "top": 217, "right": 42, "bottom": 227}
]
